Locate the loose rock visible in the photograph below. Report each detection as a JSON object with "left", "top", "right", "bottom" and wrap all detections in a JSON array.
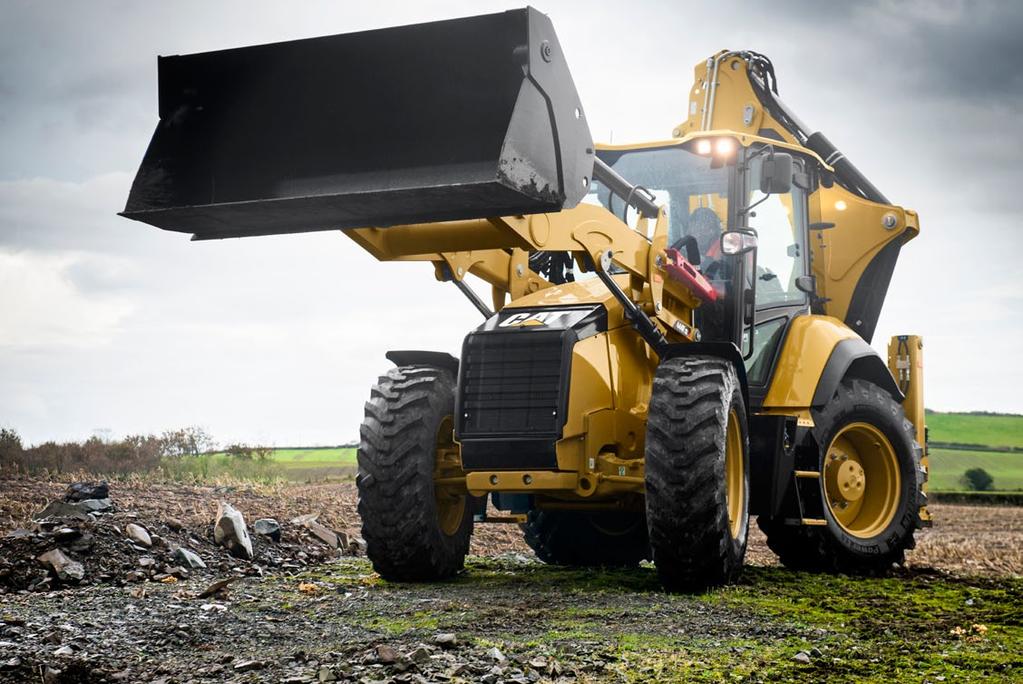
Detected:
[
  {"left": 64, "top": 481, "right": 109, "bottom": 502},
  {"left": 213, "top": 502, "right": 253, "bottom": 560},
  {"left": 37, "top": 549, "right": 85, "bottom": 582},
  {"left": 125, "top": 523, "right": 152, "bottom": 548},
  {"left": 253, "top": 518, "right": 282, "bottom": 543},
  {"left": 305, "top": 520, "right": 339, "bottom": 549},
  {"left": 433, "top": 633, "right": 458, "bottom": 649},
  {"left": 793, "top": 650, "right": 812, "bottom": 664},
  {"left": 173, "top": 547, "right": 207, "bottom": 569},
  {"left": 233, "top": 659, "right": 265, "bottom": 672},
  {"left": 375, "top": 644, "right": 399, "bottom": 664}
]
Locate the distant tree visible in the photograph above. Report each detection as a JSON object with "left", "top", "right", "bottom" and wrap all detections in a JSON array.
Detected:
[
  {"left": 960, "top": 467, "right": 994, "bottom": 492},
  {"left": 160, "top": 426, "right": 217, "bottom": 458},
  {"left": 223, "top": 443, "right": 274, "bottom": 462}
]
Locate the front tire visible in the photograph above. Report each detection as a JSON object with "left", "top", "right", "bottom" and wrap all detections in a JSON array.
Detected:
[
  {"left": 357, "top": 365, "right": 473, "bottom": 581},
  {"left": 645, "top": 356, "right": 750, "bottom": 592}
]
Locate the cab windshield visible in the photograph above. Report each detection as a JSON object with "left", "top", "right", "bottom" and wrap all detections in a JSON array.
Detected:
[
  {"left": 587, "top": 144, "right": 737, "bottom": 343},
  {"left": 587, "top": 145, "right": 730, "bottom": 267}
]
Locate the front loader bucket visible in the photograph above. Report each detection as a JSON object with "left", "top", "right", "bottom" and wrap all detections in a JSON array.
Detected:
[{"left": 121, "top": 7, "right": 593, "bottom": 240}]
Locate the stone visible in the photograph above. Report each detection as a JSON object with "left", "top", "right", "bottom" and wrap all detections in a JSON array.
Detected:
[
  {"left": 233, "top": 660, "right": 265, "bottom": 672},
  {"left": 290, "top": 513, "right": 319, "bottom": 525},
  {"left": 37, "top": 549, "right": 85, "bottom": 582},
  {"left": 125, "top": 523, "right": 151, "bottom": 548},
  {"left": 793, "top": 651, "right": 812, "bottom": 664},
  {"left": 52, "top": 645, "right": 73, "bottom": 657},
  {"left": 68, "top": 534, "right": 94, "bottom": 553},
  {"left": 375, "top": 645, "right": 399, "bottom": 664},
  {"left": 63, "top": 481, "right": 109, "bottom": 502},
  {"left": 304, "top": 520, "right": 339, "bottom": 549},
  {"left": 173, "top": 547, "right": 207, "bottom": 569},
  {"left": 32, "top": 501, "right": 90, "bottom": 521},
  {"left": 407, "top": 646, "right": 431, "bottom": 663},
  {"left": 213, "top": 502, "right": 253, "bottom": 560},
  {"left": 318, "top": 666, "right": 336, "bottom": 682},
  {"left": 347, "top": 536, "right": 366, "bottom": 555},
  {"left": 433, "top": 633, "right": 457, "bottom": 649},
  {"left": 253, "top": 518, "right": 282, "bottom": 542},
  {"left": 197, "top": 576, "right": 240, "bottom": 599},
  {"left": 487, "top": 647, "right": 506, "bottom": 663},
  {"left": 165, "top": 517, "right": 185, "bottom": 531},
  {"left": 74, "top": 498, "right": 112, "bottom": 513}
]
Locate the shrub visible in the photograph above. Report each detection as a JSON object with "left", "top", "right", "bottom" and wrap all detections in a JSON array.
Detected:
[
  {"left": 960, "top": 467, "right": 994, "bottom": 492},
  {"left": 0, "top": 428, "right": 24, "bottom": 473}
]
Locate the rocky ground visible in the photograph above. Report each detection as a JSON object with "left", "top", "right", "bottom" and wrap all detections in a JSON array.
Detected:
[{"left": 0, "top": 478, "right": 1021, "bottom": 682}]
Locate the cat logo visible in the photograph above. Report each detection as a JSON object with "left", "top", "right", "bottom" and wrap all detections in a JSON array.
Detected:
[{"left": 498, "top": 310, "right": 576, "bottom": 328}]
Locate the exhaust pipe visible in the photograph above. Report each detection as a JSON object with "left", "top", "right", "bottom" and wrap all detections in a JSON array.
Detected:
[{"left": 121, "top": 8, "right": 594, "bottom": 240}]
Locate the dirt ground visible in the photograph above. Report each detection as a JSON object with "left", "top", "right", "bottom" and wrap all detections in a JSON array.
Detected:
[
  {"left": 3, "top": 479, "right": 1020, "bottom": 577},
  {"left": 1, "top": 478, "right": 1021, "bottom": 682}
]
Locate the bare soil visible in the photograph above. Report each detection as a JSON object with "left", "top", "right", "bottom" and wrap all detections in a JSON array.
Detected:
[
  {"left": 1, "top": 477, "right": 1020, "bottom": 683},
  {"left": 4, "top": 479, "right": 1019, "bottom": 578}
]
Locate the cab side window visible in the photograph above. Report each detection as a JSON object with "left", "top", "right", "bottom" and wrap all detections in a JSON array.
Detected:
[{"left": 747, "top": 156, "right": 808, "bottom": 309}]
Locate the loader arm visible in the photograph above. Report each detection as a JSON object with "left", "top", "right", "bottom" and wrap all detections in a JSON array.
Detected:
[{"left": 347, "top": 201, "right": 703, "bottom": 346}]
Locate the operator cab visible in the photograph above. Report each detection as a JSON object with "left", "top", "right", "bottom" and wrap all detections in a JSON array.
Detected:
[{"left": 588, "top": 137, "right": 814, "bottom": 406}]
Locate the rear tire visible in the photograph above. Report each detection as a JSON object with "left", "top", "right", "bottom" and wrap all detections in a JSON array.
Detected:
[
  {"left": 521, "top": 510, "right": 650, "bottom": 568},
  {"left": 759, "top": 379, "right": 924, "bottom": 574},
  {"left": 357, "top": 365, "right": 473, "bottom": 581},
  {"left": 645, "top": 356, "right": 750, "bottom": 592}
]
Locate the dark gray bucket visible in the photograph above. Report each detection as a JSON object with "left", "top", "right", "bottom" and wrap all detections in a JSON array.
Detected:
[{"left": 121, "top": 7, "right": 594, "bottom": 240}]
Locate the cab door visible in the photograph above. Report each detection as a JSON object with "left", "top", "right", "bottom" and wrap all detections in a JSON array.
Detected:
[{"left": 741, "top": 153, "right": 811, "bottom": 405}]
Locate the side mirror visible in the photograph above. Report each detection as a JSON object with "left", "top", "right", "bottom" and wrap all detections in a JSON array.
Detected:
[
  {"left": 721, "top": 231, "right": 758, "bottom": 255},
  {"left": 760, "top": 153, "right": 793, "bottom": 194}
]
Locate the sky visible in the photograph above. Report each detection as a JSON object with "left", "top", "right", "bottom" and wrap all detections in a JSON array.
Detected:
[{"left": 1, "top": 0, "right": 1021, "bottom": 446}]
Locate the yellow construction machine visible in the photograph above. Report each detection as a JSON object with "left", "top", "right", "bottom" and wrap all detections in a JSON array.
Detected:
[{"left": 122, "top": 8, "right": 928, "bottom": 591}]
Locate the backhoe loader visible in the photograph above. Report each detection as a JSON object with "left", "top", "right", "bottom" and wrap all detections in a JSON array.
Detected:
[{"left": 122, "top": 7, "right": 928, "bottom": 591}]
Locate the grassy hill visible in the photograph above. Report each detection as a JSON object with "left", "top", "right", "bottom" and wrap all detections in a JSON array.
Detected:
[
  {"left": 269, "top": 447, "right": 356, "bottom": 481},
  {"left": 926, "top": 412, "right": 1023, "bottom": 449}
]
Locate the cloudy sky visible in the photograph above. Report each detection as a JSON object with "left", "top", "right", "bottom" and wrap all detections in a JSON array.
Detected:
[{"left": 1, "top": 0, "right": 1020, "bottom": 446}]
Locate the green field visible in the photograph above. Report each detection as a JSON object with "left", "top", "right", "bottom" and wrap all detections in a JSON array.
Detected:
[
  {"left": 928, "top": 448, "right": 1023, "bottom": 492},
  {"left": 269, "top": 447, "right": 357, "bottom": 481},
  {"left": 926, "top": 413, "right": 1023, "bottom": 449}
]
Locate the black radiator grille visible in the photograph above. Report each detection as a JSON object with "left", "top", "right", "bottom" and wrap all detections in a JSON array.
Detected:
[{"left": 458, "top": 329, "right": 570, "bottom": 439}]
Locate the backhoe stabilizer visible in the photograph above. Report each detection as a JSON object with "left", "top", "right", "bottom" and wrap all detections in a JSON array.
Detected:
[{"left": 121, "top": 7, "right": 593, "bottom": 240}]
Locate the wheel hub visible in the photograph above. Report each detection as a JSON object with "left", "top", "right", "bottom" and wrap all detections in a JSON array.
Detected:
[
  {"left": 822, "top": 423, "right": 900, "bottom": 538},
  {"left": 826, "top": 449, "right": 865, "bottom": 504}
]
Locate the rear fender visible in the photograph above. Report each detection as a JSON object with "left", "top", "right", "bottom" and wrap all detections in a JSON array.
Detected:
[{"left": 762, "top": 315, "right": 903, "bottom": 409}]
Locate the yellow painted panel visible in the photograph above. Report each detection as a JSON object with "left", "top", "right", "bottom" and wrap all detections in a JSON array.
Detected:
[{"left": 763, "top": 315, "right": 858, "bottom": 408}]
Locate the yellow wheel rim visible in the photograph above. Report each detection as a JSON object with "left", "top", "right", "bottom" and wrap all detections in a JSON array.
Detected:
[
  {"left": 823, "top": 422, "right": 900, "bottom": 539},
  {"left": 724, "top": 409, "right": 745, "bottom": 539},
  {"left": 433, "top": 415, "right": 465, "bottom": 536}
]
